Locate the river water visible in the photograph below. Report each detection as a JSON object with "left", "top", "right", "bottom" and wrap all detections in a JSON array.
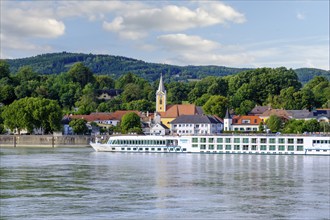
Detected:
[{"left": 0, "top": 147, "right": 329, "bottom": 220}]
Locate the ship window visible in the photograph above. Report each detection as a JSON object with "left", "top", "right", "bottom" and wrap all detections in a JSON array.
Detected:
[
  {"left": 234, "top": 138, "right": 240, "bottom": 143},
  {"left": 260, "top": 145, "right": 267, "bottom": 151},
  {"left": 112, "top": 147, "right": 116, "bottom": 150},
  {"left": 192, "top": 138, "right": 198, "bottom": 143},
  {"left": 297, "top": 146, "right": 304, "bottom": 151},
  {"left": 183, "top": 148, "right": 187, "bottom": 151},
  {"left": 157, "top": 148, "right": 162, "bottom": 151},
  {"left": 278, "top": 138, "right": 285, "bottom": 144},
  {"left": 288, "top": 138, "right": 294, "bottom": 144},
  {"left": 209, "top": 145, "right": 214, "bottom": 150},
  {"left": 121, "top": 148, "right": 125, "bottom": 150},
  {"left": 269, "top": 138, "right": 276, "bottom": 144},
  {"left": 269, "top": 145, "right": 276, "bottom": 151},
  {"left": 225, "top": 145, "right": 231, "bottom": 150},
  {"left": 251, "top": 145, "right": 257, "bottom": 150},
  {"left": 217, "top": 145, "right": 223, "bottom": 150},
  {"left": 192, "top": 144, "right": 198, "bottom": 148},
  {"left": 278, "top": 145, "right": 285, "bottom": 151},
  {"left": 145, "top": 148, "right": 149, "bottom": 151},
  {"left": 127, "top": 148, "right": 131, "bottom": 150},
  {"left": 151, "top": 148, "right": 155, "bottom": 151},
  {"left": 225, "top": 138, "right": 231, "bottom": 143},
  {"left": 200, "top": 144, "right": 206, "bottom": 150},
  {"left": 288, "top": 146, "right": 294, "bottom": 151},
  {"left": 200, "top": 138, "right": 206, "bottom": 143},
  {"left": 243, "top": 145, "right": 249, "bottom": 150},
  {"left": 251, "top": 138, "right": 257, "bottom": 143},
  {"left": 139, "top": 148, "right": 143, "bottom": 150},
  {"left": 208, "top": 138, "right": 214, "bottom": 143},
  {"left": 243, "top": 138, "right": 249, "bottom": 143},
  {"left": 297, "top": 139, "right": 303, "bottom": 144},
  {"left": 234, "top": 145, "right": 240, "bottom": 150},
  {"left": 260, "top": 138, "right": 267, "bottom": 143},
  {"left": 133, "top": 148, "right": 137, "bottom": 150},
  {"left": 217, "top": 138, "right": 223, "bottom": 143},
  {"left": 323, "top": 150, "right": 327, "bottom": 152}
]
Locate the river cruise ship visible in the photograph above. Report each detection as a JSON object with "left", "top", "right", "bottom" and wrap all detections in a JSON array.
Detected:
[{"left": 90, "top": 134, "right": 330, "bottom": 155}]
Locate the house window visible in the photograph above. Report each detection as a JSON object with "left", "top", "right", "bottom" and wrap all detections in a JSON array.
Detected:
[{"left": 242, "top": 120, "right": 250, "bottom": 124}]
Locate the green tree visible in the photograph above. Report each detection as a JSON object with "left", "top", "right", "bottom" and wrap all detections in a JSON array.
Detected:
[
  {"left": 121, "top": 112, "right": 141, "bottom": 134},
  {"left": 75, "top": 83, "right": 97, "bottom": 114},
  {"left": 195, "top": 94, "right": 211, "bottom": 106},
  {"left": 68, "top": 62, "right": 95, "bottom": 87},
  {"left": 303, "top": 119, "right": 320, "bottom": 132},
  {"left": 0, "top": 60, "right": 10, "bottom": 78},
  {"left": 235, "top": 100, "right": 255, "bottom": 115},
  {"left": 282, "top": 119, "right": 305, "bottom": 134},
  {"left": 95, "top": 75, "right": 115, "bottom": 89},
  {"left": 202, "top": 95, "right": 228, "bottom": 118},
  {"left": 121, "top": 83, "right": 142, "bottom": 102},
  {"left": 2, "top": 97, "right": 62, "bottom": 134},
  {"left": 266, "top": 115, "right": 282, "bottom": 132},
  {"left": 167, "top": 82, "right": 189, "bottom": 104},
  {"left": 69, "top": 119, "right": 88, "bottom": 134}
]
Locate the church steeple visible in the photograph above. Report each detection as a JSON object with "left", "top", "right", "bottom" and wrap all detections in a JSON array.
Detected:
[
  {"left": 157, "top": 74, "right": 165, "bottom": 93},
  {"left": 156, "top": 74, "right": 166, "bottom": 112}
]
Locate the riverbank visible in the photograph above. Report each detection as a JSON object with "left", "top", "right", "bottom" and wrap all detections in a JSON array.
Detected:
[{"left": 0, "top": 135, "right": 95, "bottom": 148}]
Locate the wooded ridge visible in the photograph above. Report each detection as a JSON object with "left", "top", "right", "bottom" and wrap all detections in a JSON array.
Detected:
[{"left": 6, "top": 52, "right": 329, "bottom": 84}]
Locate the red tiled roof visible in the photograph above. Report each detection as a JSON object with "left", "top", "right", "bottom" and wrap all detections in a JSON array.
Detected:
[
  {"left": 232, "top": 115, "right": 262, "bottom": 125},
  {"left": 68, "top": 110, "right": 141, "bottom": 122},
  {"left": 159, "top": 104, "right": 199, "bottom": 118}
]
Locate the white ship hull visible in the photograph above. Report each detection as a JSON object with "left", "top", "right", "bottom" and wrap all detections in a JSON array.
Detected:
[{"left": 90, "top": 134, "right": 330, "bottom": 156}]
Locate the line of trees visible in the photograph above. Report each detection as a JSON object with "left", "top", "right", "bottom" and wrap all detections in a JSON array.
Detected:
[{"left": 1, "top": 59, "right": 329, "bottom": 134}]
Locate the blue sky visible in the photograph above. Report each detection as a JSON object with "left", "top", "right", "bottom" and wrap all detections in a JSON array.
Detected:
[{"left": 1, "top": 0, "right": 329, "bottom": 69}]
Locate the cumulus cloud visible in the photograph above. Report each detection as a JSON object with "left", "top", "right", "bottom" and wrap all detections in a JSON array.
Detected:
[
  {"left": 158, "top": 34, "right": 220, "bottom": 52},
  {"left": 1, "top": 1, "right": 64, "bottom": 57},
  {"left": 156, "top": 33, "right": 253, "bottom": 66},
  {"left": 103, "top": 2, "right": 246, "bottom": 39},
  {"left": 3, "top": 5, "right": 65, "bottom": 38}
]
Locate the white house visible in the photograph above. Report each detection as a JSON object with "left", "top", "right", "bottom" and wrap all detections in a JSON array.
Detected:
[{"left": 170, "top": 115, "right": 223, "bottom": 135}]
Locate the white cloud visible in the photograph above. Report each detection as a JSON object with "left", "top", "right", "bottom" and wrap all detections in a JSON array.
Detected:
[
  {"left": 158, "top": 34, "right": 220, "bottom": 52},
  {"left": 156, "top": 33, "right": 253, "bottom": 66},
  {"left": 2, "top": 4, "right": 65, "bottom": 38},
  {"left": 103, "top": 2, "right": 246, "bottom": 39}
]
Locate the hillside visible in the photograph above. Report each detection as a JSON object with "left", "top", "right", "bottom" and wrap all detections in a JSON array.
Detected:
[{"left": 5, "top": 52, "right": 329, "bottom": 83}]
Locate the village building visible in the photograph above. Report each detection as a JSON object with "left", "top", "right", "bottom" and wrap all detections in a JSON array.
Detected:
[
  {"left": 170, "top": 115, "right": 223, "bottom": 135},
  {"left": 96, "top": 89, "right": 122, "bottom": 100},
  {"left": 155, "top": 74, "right": 204, "bottom": 128},
  {"left": 224, "top": 109, "right": 263, "bottom": 132}
]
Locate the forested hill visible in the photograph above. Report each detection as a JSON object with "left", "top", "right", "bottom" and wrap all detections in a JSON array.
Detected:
[{"left": 6, "top": 52, "right": 329, "bottom": 83}]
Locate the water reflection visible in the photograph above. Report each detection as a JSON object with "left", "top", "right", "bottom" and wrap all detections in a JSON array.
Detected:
[{"left": 1, "top": 148, "right": 329, "bottom": 219}]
